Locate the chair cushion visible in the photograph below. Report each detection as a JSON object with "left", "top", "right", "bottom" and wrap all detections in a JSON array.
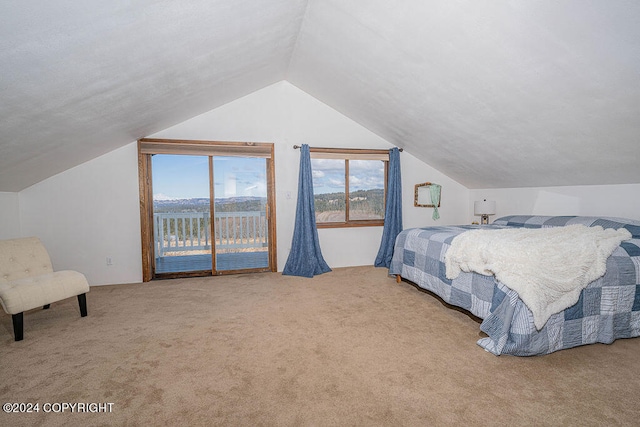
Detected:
[
  {"left": 0, "top": 270, "right": 90, "bottom": 315},
  {"left": 0, "top": 237, "right": 53, "bottom": 283}
]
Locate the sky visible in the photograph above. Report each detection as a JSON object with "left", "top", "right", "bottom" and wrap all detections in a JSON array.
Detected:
[
  {"left": 152, "top": 155, "right": 267, "bottom": 200},
  {"left": 152, "top": 155, "right": 385, "bottom": 200},
  {"left": 311, "top": 159, "right": 385, "bottom": 194}
]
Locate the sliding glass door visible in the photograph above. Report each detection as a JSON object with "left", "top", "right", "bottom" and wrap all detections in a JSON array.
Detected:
[{"left": 138, "top": 139, "right": 276, "bottom": 281}]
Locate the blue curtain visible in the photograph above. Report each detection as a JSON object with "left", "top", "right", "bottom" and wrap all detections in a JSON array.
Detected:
[
  {"left": 374, "top": 148, "right": 402, "bottom": 268},
  {"left": 283, "top": 144, "right": 332, "bottom": 278}
]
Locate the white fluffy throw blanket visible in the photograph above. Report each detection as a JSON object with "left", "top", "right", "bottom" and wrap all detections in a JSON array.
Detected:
[{"left": 445, "top": 225, "right": 632, "bottom": 330}]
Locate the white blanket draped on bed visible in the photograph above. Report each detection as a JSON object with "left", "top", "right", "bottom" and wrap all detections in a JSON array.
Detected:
[{"left": 445, "top": 224, "right": 632, "bottom": 330}]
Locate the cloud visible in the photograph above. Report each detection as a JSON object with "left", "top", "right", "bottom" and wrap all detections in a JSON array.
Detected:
[
  {"left": 153, "top": 193, "right": 177, "bottom": 201},
  {"left": 349, "top": 174, "right": 383, "bottom": 190},
  {"left": 328, "top": 178, "right": 344, "bottom": 187},
  {"left": 310, "top": 158, "right": 384, "bottom": 193}
]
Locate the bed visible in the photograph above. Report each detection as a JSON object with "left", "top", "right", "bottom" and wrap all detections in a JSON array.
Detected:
[{"left": 389, "top": 215, "right": 640, "bottom": 356}]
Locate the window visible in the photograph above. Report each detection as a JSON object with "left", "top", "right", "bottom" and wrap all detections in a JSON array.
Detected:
[{"left": 309, "top": 148, "right": 388, "bottom": 228}]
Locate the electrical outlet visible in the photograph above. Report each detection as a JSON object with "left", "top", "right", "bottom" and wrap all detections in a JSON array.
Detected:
[{"left": 106, "top": 257, "right": 113, "bottom": 266}]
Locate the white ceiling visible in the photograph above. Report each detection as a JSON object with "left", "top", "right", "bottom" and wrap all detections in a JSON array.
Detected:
[{"left": 1, "top": 0, "right": 639, "bottom": 191}]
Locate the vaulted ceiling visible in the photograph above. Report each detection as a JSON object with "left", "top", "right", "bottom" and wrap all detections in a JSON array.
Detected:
[{"left": 1, "top": 0, "right": 639, "bottom": 192}]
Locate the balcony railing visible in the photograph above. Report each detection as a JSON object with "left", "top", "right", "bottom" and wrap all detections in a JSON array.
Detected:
[{"left": 154, "top": 211, "right": 268, "bottom": 257}]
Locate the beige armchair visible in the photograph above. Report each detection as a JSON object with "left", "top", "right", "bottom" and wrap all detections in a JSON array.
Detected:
[{"left": 0, "top": 237, "right": 90, "bottom": 341}]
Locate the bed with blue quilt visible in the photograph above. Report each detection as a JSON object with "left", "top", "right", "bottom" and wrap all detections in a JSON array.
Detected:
[{"left": 389, "top": 215, "right": 640, "bottom": 356}]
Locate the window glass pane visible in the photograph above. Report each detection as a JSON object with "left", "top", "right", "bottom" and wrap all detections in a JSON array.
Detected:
[
  {"left": 151, "top": 154, "right": 211, "bottom": 273},
  {"left": 213, "top": 157, "right": 269, "bottom": 271},
  {"left": 311, "top": 158, "right": 346, "bottom": 222},
  {"left": 349, "top": 160, "right": 385, "bottom": 220}
]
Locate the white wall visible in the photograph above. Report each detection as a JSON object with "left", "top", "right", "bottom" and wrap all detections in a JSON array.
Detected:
[
  {"left": 19, "top": 143, "right": 142, "bottom": 285},
  {"left": 13, "top": 81, "right": 469, "bottom": 285},
  {"left": 470, "top": 183, "right": 640, "bottom": 223},
  {"left": 0, "top": 192, "right": 21, "bottom": 239},
  {"left": 402, "top": 154, "right": 469, "bottom": 229},
  {"left": 152, "top": 81, "right": 470, "bottom": 270},
  {"left": 17, "top": 81, "right": 635, "bottom": 284}
]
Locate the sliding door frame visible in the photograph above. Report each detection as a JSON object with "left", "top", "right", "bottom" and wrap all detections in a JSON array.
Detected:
[{"left": 137, "top": 138, "right": 277, "bottom": 281}]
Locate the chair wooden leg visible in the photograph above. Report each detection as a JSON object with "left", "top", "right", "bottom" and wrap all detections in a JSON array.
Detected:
[
  {"left": 77, "top": 293, "right": 88, "bottom": 317},
  {"left": 43, "top": 304, "right": 50, "bottom": 309},
  {"left": 12, "top": 312, "right": 24, "bottom": 342}
]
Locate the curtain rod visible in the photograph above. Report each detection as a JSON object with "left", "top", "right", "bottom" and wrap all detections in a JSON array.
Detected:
[{"left": 292, "top": 145, "right": 403, "bottom": 152}]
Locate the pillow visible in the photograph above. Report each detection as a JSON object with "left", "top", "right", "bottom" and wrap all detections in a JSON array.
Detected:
[{"left": 492, "top": 215, "right": 640, "bottom": 238}]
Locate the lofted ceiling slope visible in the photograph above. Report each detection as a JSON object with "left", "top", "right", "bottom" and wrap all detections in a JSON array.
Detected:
[
  {"left": 1, "top": 0, "right": 639, "bottom": 191},
  {"left": 0, "top": 0, "right": 308, "bottom": 191}
]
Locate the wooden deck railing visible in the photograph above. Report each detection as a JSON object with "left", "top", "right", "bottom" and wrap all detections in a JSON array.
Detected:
[{"left": 154, "top": 211, "right": 268, "bottom": 257}]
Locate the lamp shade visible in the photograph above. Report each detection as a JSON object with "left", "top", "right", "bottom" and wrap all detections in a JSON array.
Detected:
[{"left": 474, "top": 200, "right": 496, "bottom": 216}]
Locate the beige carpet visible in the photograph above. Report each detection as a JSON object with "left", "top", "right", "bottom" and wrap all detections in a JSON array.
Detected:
[{"left": 1, "top": 266, "right": 640, "bottom": 426}]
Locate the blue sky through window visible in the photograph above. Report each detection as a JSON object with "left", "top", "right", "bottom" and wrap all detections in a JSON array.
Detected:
[
  {"left": 152, "top": 155, "right": 267, "bottom": 200},
  {"left": 152, "top": 155, "right": 384, "bottom": 200},
  {"left": 311, "top": 159, "right": 385, "bottom": 194}
]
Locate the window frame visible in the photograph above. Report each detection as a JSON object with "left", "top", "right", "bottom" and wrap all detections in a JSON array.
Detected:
[{"left": 309, "top": 147, "right": 389, "bottom": 229}]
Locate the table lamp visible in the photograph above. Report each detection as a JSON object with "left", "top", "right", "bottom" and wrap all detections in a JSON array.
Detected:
[{"left": 474, "top": 199, "right": 496, "bottom": 224}]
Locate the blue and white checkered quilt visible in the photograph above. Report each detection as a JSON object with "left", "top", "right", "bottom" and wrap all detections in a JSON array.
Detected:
[{"left": 389, "top": 216, "right": 640, "bottom": 356}]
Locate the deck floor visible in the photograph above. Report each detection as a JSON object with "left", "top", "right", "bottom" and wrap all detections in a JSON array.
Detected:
[{"left": 155, "top": 252, "right": 269, "bottom": 274}]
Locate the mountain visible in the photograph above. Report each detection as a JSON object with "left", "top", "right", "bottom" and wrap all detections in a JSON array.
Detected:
[{"left": 153, "top": 197, "right": 266, "bottom": 213}]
